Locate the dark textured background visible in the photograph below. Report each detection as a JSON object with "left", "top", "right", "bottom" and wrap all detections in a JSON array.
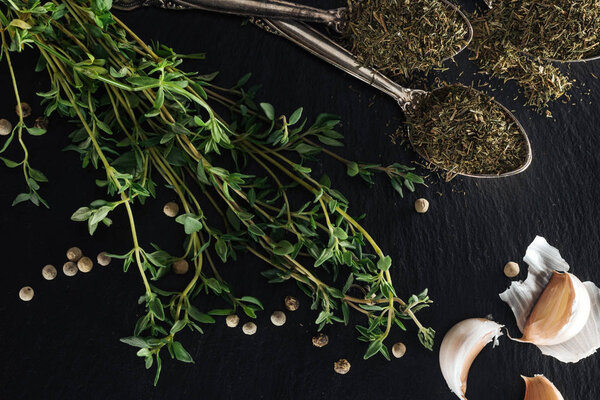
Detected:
[{"left": 2, "top": 1, "right": 600, "bottom": 399}]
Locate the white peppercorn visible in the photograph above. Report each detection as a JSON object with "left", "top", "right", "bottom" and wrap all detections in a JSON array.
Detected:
[
  {"left": 63, "top": 261, "right": 78, "bottom": 276},
  {"left": 15, "top": 102, "right": 31, "bottom": 118},
  {"left": 312, "top": 333, "right": 329, "bottom": 348},
  {"left": 42, "top": 264, "right": 57, "bottom": 280},
  {"left": 66, "top": 247, "right": 83, "bottom": 262},
  {"left": 0, "top": 118, "right": 11, "bottom": 136},
  {"left": 392, "top": 342, "right": 406, "bottom": 358},
  {"left": 77, "top": 256, "right": 93, "bottom": 273},
  {"left": 270, "top": 311, "right": 286, "bottom": 326},
  {"left": 19, "top": 286, "right": 34, "bottom": 301},
  {"left": 414, "top": 198, "right": 429, "bottom": 213},
  {"left": 225, "top": 314, "right": 239, "bottom": 328},
  {"left": 172, "top": 260, "right": 189, "bottom": 275},
  {"left": 504, "top": 261, "right": 520, "bottom": 278},
  {"left": 284, "top": 296, "right": 299, "bottom": 311},
  {"left": 97, "top": 252, "right": 111, "bottom": 266},
  {"left": 334, "top": 359, "right": 351, "bottom": 375},
  {"left": 163, "top": 201, "right": 179, "bottom": 217},
  {"left": 242, "top": 322, "right": 257, "bottom": 335}
]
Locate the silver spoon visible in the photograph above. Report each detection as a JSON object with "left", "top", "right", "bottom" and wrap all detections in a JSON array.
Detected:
[
  {"left": 113, "top": 0, "right": 474, "bottom": 62},
  {"left": 254, "top": 18, "right": 532, "bottom": 178}
]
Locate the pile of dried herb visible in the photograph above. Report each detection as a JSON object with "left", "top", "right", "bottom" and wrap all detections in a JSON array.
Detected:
[
  {"left": 407, "top": 85, "right": 528, "bottom": 177},
  {"left": 0, "top": 0, "right": 432, "bottom": 384},
  {"left": 469, "top": 0, "right": 600, "bottom": 108},
  {"left": 344, "top": 0, "right": 470, "bottom": 78}
]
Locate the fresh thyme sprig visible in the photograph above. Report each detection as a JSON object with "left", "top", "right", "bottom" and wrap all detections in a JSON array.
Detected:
[{"left": 0, "top": 0, "right": 433, "bottom": 384}]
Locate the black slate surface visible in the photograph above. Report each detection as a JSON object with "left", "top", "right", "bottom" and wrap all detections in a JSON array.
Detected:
[{"left": 2, "top": 2, "right": 600, "bottom": 399}]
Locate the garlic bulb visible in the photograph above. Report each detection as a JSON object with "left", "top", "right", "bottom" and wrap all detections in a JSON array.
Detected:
[
  {"left": 439, "top": 318, "right": 503, "bottom": 399},
  {"left": 522, "top": 375, "right": 564, "bottom": 400},
  {"left": 500, "top": 236, "right": 600, "bottom": 362}
]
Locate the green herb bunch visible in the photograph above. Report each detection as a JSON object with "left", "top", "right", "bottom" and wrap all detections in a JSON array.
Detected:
[{"left": 0, "top": 0, "right": 432, "bottom": 384}]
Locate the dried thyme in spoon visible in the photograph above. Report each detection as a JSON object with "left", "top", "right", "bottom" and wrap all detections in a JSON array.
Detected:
[
  {"left": 469, "top": 0, "right": 600, "bottom": 108},
  {"left": 407, "top": 85, "right": 529, "bottom": 177},
  {"left": 344, "top": 0, "right": 470, "bottom": 78}
]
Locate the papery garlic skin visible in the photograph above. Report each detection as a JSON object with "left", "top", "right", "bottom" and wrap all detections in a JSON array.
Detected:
[
  {"left": 520, "top": 271, "right": 591, "bottom": 345},
  {"left": 522, "top": 375, "right": 564, "bottom": 400},
  {"left": 500, "top": 236, "right": 600, "bottom": 363},
  {"left": 439, "top": 318, "right": 503, "bottom": 400}
]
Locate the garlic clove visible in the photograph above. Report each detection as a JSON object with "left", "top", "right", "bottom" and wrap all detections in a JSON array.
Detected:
[
  {"left": 519, "top": 271, "right": 590, "bottom": 345},
  {"left": 537, "top": 281, "right": 600, "bottom": 362},
  {"left": 439, "top": 318, "right": 503, "bottom": 400},
  {"left": 500, "top": 236, "right": 600, "bottom": 362},
  {"left": 522, "top": 375, "right": 564, "bottom": 400}
]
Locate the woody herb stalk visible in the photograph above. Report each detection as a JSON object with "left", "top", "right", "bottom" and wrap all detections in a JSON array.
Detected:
[{"left": 0, "top": 0, "right": 433, "bottom": 384}]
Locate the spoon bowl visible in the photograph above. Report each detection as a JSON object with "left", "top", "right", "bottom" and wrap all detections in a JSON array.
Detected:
[{"left": 406, "top": 85, "right": 532, "bottom": 179}]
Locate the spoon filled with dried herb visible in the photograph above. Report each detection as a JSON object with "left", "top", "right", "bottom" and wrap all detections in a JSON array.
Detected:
[
  {"left": 343, "top": 0, "right": 473, "bottom": 78},
  {"left": 257, "top": 19, "right": 532, "bottom": 179},
  {"left": 470, "top": 0, "right": 600, "bottom": 108},
  {"left": 407, "top": 84, "right": 531, "bottom": 178},
  {"left": 114, "top": 0, "right": 473, "bottom": 78}
]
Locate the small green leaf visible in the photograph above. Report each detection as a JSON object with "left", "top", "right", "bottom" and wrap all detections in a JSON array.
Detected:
[
  {"left": 346, "top": 162, "right": 359, "bottom": 177},
  {"left": 240, "top": 296, "right": 264, "bottom": 310},
  {"left": 0, "top": 157, "right": 20, "bottom": 168},
  {"left": 184, "top": 217, "right": 203, "bottom": 234},
  {"left": 120, "top": 336, "right": 149, "bottom": 348},
  {"left": 364, "top": 340, "right": 383, "bottom": 360},
  {"left": 149, "top": 296, "right": 165, "bottom": 320},
  {"left": 172, "top": 341, "right": 194, "bottom": 363},
  {"left": 188, "top": 306, "right": 216, "bottom": 323},
  {"left": 260, "top": 102, "right": 275, "bottom": 120},
  {"left": 377, "top": 256, "right": 392, "bottom": 271},
  {"left": 272, "top": 240, "right": 294, "bottom": 256},
  {"left": 332, "top": 227, "right": 348, "bottom": 240},
  {"left": 289, "top": 107, "right": 303, "bottom": 125}
]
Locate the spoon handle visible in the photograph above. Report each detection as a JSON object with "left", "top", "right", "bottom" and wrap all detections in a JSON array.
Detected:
[
  {"left": 254, "top": 18, "right": 422, "bottom": 108},
  {"left": 128, "top": 0, "right": 346, "bottom": 31}
]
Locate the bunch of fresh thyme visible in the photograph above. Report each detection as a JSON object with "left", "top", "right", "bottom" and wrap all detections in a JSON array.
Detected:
[
  {"left": 0, "top": 0, "right": 433, "bottom": 384},
  {"left": 344, "top": 0, "right": 470, "bottom": 78}
]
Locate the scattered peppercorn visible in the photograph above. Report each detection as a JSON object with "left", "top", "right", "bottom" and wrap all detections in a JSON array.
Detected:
[
  {"left": 63, "top": 261, "right": 78, "bottom": 276},
  {"left": 242, "top": 322, "right": 257, "bottom": 335},
  {"left": 333, "top": 359, "right": 351, "bottom": 375},
  {"left": 0, "top": 118, "right": 11, "bottom": 136},
  {"left": 504, "top": 261, "right": 520, "bottom": 278},
  {"left": 414, "top": 198, "right": 430, "bottom": 213},
  {"left": 19, "top": 286, "right": 34, "bottom": 301},
  {"left": 172, "top": 259, "right": 189, "bottom": 275},
  {"left": 66, "top": 247, "right": 83, "bottom": 262},
  {"left": 392, "top": 342, "right": 406, "bottom": 358},
  {"left": 163, "top": 201, "right": 180, "bottom": 217},
  {"left": 42, "top": 264, "right": 57, "bottom": 280},
  {"left": 97, "top": 252, "right": 111, "bottom": 266},
  {"left": 33, "top": 116, "right": 49, "bottom": 130},
  {"left": 312, "top": 333, "right": 329, "bottom": 348},
  {"left": 15, "top": 102, "right": 31, "bottom": 118},
  {"left": 270, "top": 311, "right": 286, "bottom": 326},
  {"left": 226, "top": 314, "right": 240, "bottom": 328},
  {"left": 77, "top": 256, "right": 93, "bottom": 273},
  {"left": 284, "top": 295, "right": 299, "bottom": 311}
]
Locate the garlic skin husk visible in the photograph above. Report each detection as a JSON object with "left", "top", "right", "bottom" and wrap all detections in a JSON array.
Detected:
[
  {"left": 522, "top": 375, "right": 564, "bottom": 400},
  {"left": 500, "top": 236, "right": 600, "bottom": 362},
  {"left": 439, "top": 318, "right": 503, "bottom": 400}
]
